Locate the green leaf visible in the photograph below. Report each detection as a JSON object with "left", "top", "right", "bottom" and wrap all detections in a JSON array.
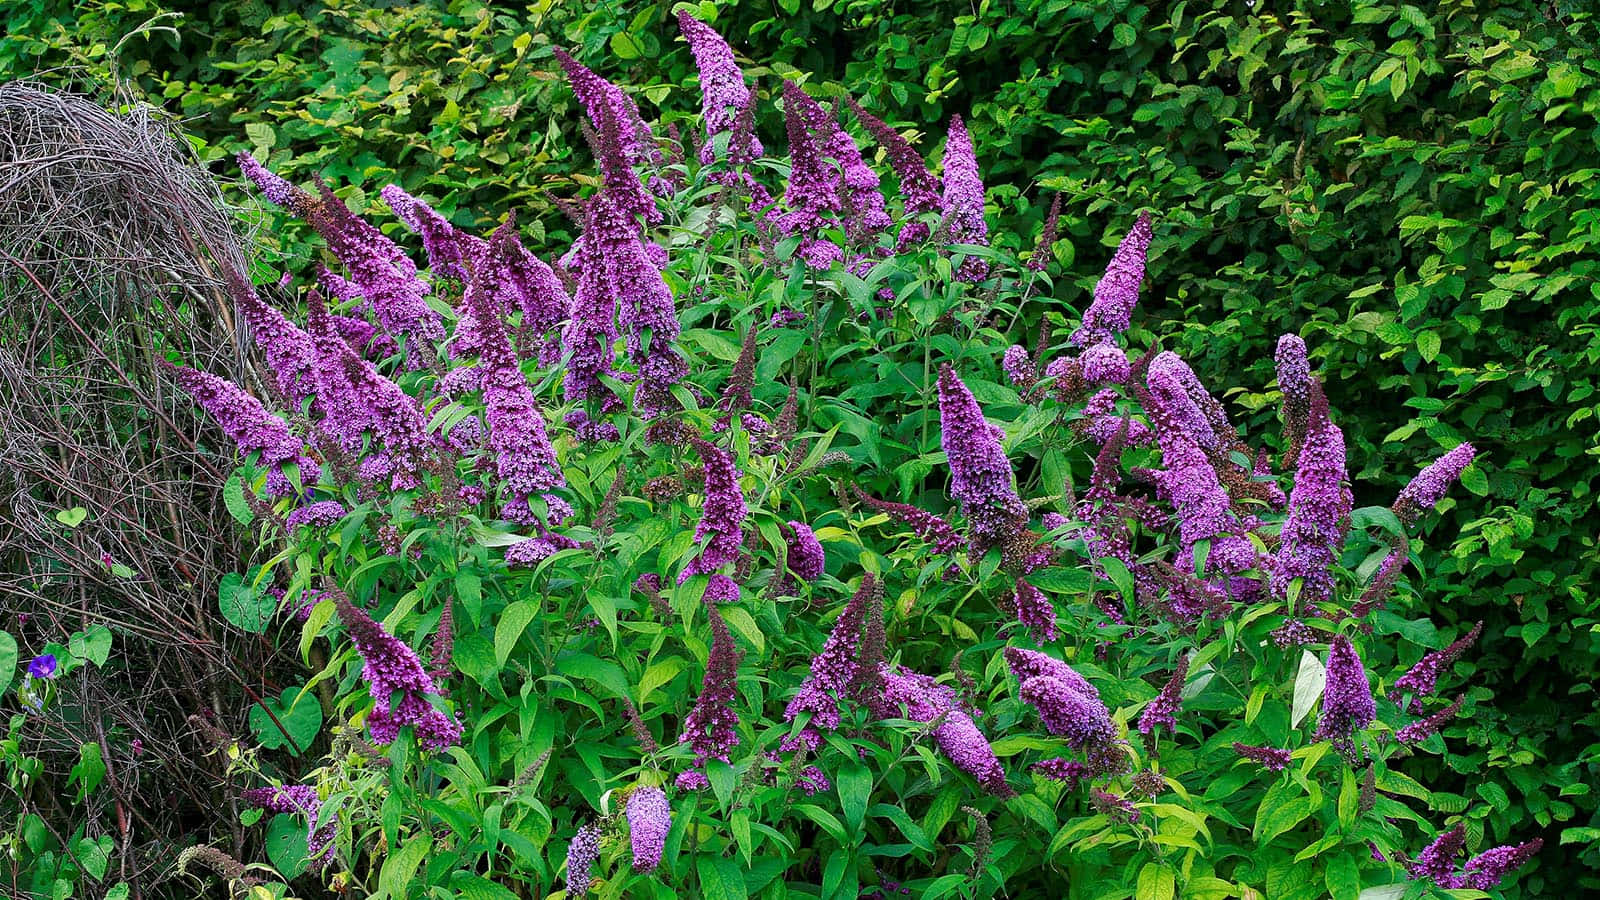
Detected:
[
  {"left": 55, "top": 506, "right": 88, "bottom": 528},
  {"left": 248, "top": 686, "right": 322, "bottom": 754},
  {"left": 1136, "top": 862, "right": 1176, "bottom": 900},
  {"left": 265, "top": 812, "right": 309, "bottom": 879},
  {"left": 0, "top": 630, "right": 17, "bottom": 695},
  {"left": 698, "top": 854, "right": 750, "bottom": 900},
  {"left": 219, "top": 571, "right": 274, "bottom": 634},
  {"left": 1027, "top": 566, "right": 1092, "bottom": 594},
  {"left": 609, "top": 31, "right": 643, "bottom": 60},
  {"left": 223, "top": 473, "right": 253, "bottom": 526},
  {"left": 1326, "top": 852, "right": 1361, "bottom": 900},
  {"left": 375, "top": 835, "right": 431, "bottom": 900},
  {"left": 837, "top": 762, "right": 872, "bottom": 833},
  {"left": 1357, "top": 886, "right": 1409, "bottom": 900},
  {"left": 720, "top": 605, "right": 765, "bottom": 656},
  {"left": 69, "top": 625, "right": 112, "bottom": 668},
  {"left": 451, "top": 872, "right": 519, "bottom": 900},
  {"left": 1291, "top": 649, "right": 1326, "bottom": 728},
  {"left": 68, "top": 742, "right": 106, "bottom": 800},
  {"left": 638, "top": 657, "right": 685, "bottom": 703},
  {"left": 74, "top": 834, "right": 112, "bottom": 880},
  {"left": 1254, "top": 794, "right": 1315, "bottom": 847},
  {"left": 495, "top": 599, "right": 536, "bottom": 665}
]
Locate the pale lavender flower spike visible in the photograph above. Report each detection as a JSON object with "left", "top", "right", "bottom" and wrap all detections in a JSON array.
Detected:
[
  {"left": 940, "top": 115, "right": 989, "bottom": 281},
  {"left": 678, "top": 13, "right": 762, "bottom": 165},
  {"left": 626, "top": 786, "right": 671, "bottom": 872},
  {"left": 1393, "top": 442, "right": 1477, "bottom": 526},
  {"left": 1075, "top": 212, "right": 1154, "bottom": 346}
]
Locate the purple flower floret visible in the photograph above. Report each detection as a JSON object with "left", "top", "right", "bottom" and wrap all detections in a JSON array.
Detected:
[
  {"left": 1391, "top": 621, "right": 1482, "bottom": 712},
  {"left": 680, "top": 604, "right": 742, "bottom": 769},
  {"left": 242, "top": 784, "right": 335, "bottom": 869},
  {"left": 940, "top": 115, "right": 989, "bottom": 281},
  {"left": 678, "top": 13, "right": 762, "bottom": 165},
  {"left": 565, "top": 823, "right": 600, "bottom": 895},
  {"left": 846, "top": 98, "right": 940, "bottom": 226},
  {"left": 626, "top": 786, "right": 671, "bottom": 873},
  {"left": 1271, "top": 384, "right": 1352, "bottom": 612},
  {"left": 27, "top": 654, "right": 57, "bottom": 680},
  {"left": 782, "top": 520, "right": 826, "bottom": 584},
  {"left": 1459, "top": 838, "right": 1543, "bottom": 890},
  {"left": 332, "top": 586, "right": 460, "bottom": 750},
  {"left": 1407, "top": 825, "right": 1467, "bottom": 885},
  {"left": 679, "top": 439, "right": 748, "bottom": 582},
  {"left": 1395, "top": 695, "right": 1464, "bottom": 744},
  {"left": 286, "top": 501, "right": 346, "bottom": 531},
  {"left": 1231, "top": 742, "right": 1291, "bottom": 772},
  {"left": 853, "top": 489, "right": 963, "bottom": 557},
  {"left": 938, "top": 364, "right": 1028, "bottom": 554},
  {"left": 783, "top": 575, "right": 876, "bottom": 751},
  {"left": 1393, "top": 443, "right": 1477, "bottom": 526},
  {"left": 166, "top": 362, "right": 316, "bottom": 498},
  {"left": 1012, "top": 579, "right": 1056, "bottom": 643},
  {"left": 226, "top": 272, "right": 319, "bottom": 409},
  {"left": 1002, "top": 345, "right": 1037, "bottom": 389},
  {"left": 236, "top": 151, "right": 303, "bottom": 209},
  {"left": 1315, "top": 635, "right": 1374, "bottom": 755},
  {"left": 880, "top": 665, "right": 1014, "bottom": 797},
  {"left": 1149, "top": 427, "right": 1253, "bottom": 576},
  {"left": 1081, "top": 342, "right": 1131, "bottom": 385},
  {"left": 1075, "top": 213, "right": 1153, "bottom": 346},
  {"left": 1019, "top": 675, "right": 1117, "bottom": 751},
  {"left": 1004, "top": 647, "right": 1100, "bottom": 700}
]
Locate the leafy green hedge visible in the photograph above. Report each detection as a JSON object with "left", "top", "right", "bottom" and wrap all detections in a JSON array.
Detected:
[{"left": 5, "top": 0, "right": 1597, "bottom": 885}]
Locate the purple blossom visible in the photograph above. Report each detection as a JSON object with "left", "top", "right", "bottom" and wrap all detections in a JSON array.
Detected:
[
  {"left": 167, "top": 362, "right": 316, "bottom": 498},
  {"left": 566, "top": 824, "right": 600, "bottom": 896},
  {"left": 330, "top": 313, "right": 396, "bottom": 361},
  {"left": 1145, "top": 352, "right": 1222, "bottom": 450},
  {"left": 1407, "top": 825, "right": 1467, "bottom": 885},
  {"left": 879, "top": 665, "right": 1013, "bottom": 797},
  {"left": 703, "top": 573, "right": 741, "bottom": 604},
  {"left": 27, "top": 654, "right": 57, "bottom": 679},
  {"left": 846, "top": 99, "right": 940, "bottom": 217},
  {"left": 678, "top": 13, "right": 762, "bottom": 165},
  {"left": 1030, "top": 757, "right": 1089, "bottom": 786},
  {"left": 286, "top": 501, "right": 346, "bottom": 531},
  {"left": 783, "top": 520, "right": 826, "bottom": 584},
  {"left": 1231, "top": 742, "right": 1291, "bottom": 772},
  {"left": 1394, "top": 443, "right": 1477, "bottom": 527},
  {"left": 242, "top": 785, "right": 334, "bottom": 869},
  {"left": 1316, "top": 635, "right": 1375, "bottom": 754},
  {"left": 379, "top": 184, "right": 479, "bottom": 280},
  {"left": 796, "top": 764, "right": 831, "bottom": 796},
  {"left": 680, "top": 604, "right": 742, "bottom": 766},
  {"left": 306, "top": 293, "right": 434, "bottom": 489},
  {"left": 1395, "top": 694, "right": 1464, "bottom": 744},
  {"left": 1004, "top": 647, "right": 1101, "bottom": 700},
  {"left": 626, "top": 786, "right": 671, "bottom": 873},
  {"left": 1019, "top": 675, "right": 1117, "bottom": 751},
  {"left": 1028, "top": 193, "right": 1063, "bottom": 273},
  {"left": 783, "top": 575, "right": 875, "bottom": 751},
  {"left": 1074, "top": 213, "right": 1153, "bottom": 346},
  {"left": 595, "top": 190, "right": 685, "bottom": 420},
  {"left": 679, "top": 439, "right": 748, "bottom": 581},
  {"left": 776, "top": 81, "right": 844, "bottom": 269},
  {"left": 1137, "top": 655, "right": 1189, "bottom": 735},
  {"left": 940, "top": 115, "right": 989, "bottom": 281},
  {"left": 465, "top": 226, "right": 567, "bottom": 523},
  {"left": 1276, "top": 335, "right": 1312, "bottom": 468},
  {"left": 236, "top": 151, "right": 302, "bottom": 208},
  {"left": 226, "top": 272, "right": 318, "bottom": 409},
  {"left": 1391, "top": 621, "right": 1482, "bottom": 712},
  {"left": 1271, "top": 386, "right": 1352, "bottom": 611},
  {"left": 553, "top": 47, "right": 662, "bottom": 215},
  {"left": 1460, "top": 838, "right": 1542, "bottom": 890},
  {"left": 504, "top": 533, "right": 580, "bottom": 568},
  {"left": 332, "top": 587, "right": 459, "bottom": 749},
  {"left": 561, "top": 194, "right": 628, "bottom": 417},
  {"left": 853, "top": 490, "right": 963, "bottom": 557},
  {"left": 675, "top": 769, "right": 710, "bottom": 791},
  {"left": 1013, "top": 579, "right": 1056, "bottom": 643},
  {"left": 1148, "top": 426, "right": 1253, "bottom": 576},
  {"left": 1081, "top": 343, "right": 1131, "bottom": 385},
  {"left": 938, "top": 365, "right": 1028, "bottom": 554},
  {"left": 1001, "top": 345, "right": 1037, "bottom": 389}
]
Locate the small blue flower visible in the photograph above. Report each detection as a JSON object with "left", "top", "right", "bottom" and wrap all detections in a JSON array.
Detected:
[{"left": 27, "top": 654, "right": 58, "bottom": 680}]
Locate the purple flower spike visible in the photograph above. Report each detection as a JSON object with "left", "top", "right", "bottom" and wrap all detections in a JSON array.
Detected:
[
  {"left": 777, "top": 81, "right": 844, "bottom": 270},
  {"left": 1137, "top": 655, "right": 1189, "bottom": 735},
  {"left": 782, "top": 521, "right": 826, "bottom": 584},
  {"left": 846, "top": 99, "right": 940, "bottom": 217},
  {"left": 565, "top": 823, "right": 600, "bottom": 895},
  {"left": 784, "top": 575, "right": 876, "bottom": 751},
  {"left": 678, "top": 13, "right": 762, "bottom": 165},
  {"left": 940, "top": 115, "right": 989, "bottom": 281},
  {"left": 1004, "top": 647, "right": 1100, "bottom": 700},
  {"left": 1315, "top": 635, "right": 1375, "bottom": 755},
  {"left": 1231, "top": 742, "right": 1291, "bottom": 772},
  {"left": 286, "top": 500, "right": 346, "bottom": 531},
  {"left": 1013, "top": 579, "right": 1056, "bottom": 643},
  {"left": 1395, "top": 694, "right": 1464, "bottom": 744},
  {"left": 932, "top": 709, "right": 1013, "bottom": 798},
  {"left": 1081, "top": 342, "right": 1131, "bottom": 385},
  {"left": 332, "top": 585, "right": 459, "bottom": 749},
  {"left": 1074, "top": 213, "right": 1153, "bottom": 346},
  {"left": 1275, "top": 334, "right": 1312, "bottom": 468},
  {"left": 242, "top": 784, "right": 335, "bottom": 869},
  {"left": 1393, "top": 443, "right": 1477, "bottom": 527},
  {"left": 937, "top": 364, "right": 1028, "bottom": 554},
  {"left": 236, "top": 151, "right": 304, "bottom": 209},
  {"left": 562, "top": 194, "right": 626, "bottom": 416},
  {"left": 1407, "top": 825, "right": 1467, "bottom": 885},
  {"left": 1272, "top": 384, "right": 1353, "bottom": 612},
  {"left": 166, "top": 362, "right": 316, "bottom": 498},
  {"left": 679, "top": 439, "right": 748, "bottom": 582},
  {"left": 853, "top": 489, "right": 963, "bottom": 557},
  {"left": 1391, "top": 621, "right": 1482, "bottom": 712},
  {"left": 626, "top": 786, "right": 671, "bottom": 873},
  {"left": 1460, "top": 838, "right": 1542, "bottom": 890},
  {"left": 680, "top": 604, "right": 742, "bottom": 767},
  {"left": 466, "top": 225, "right": 567, "bottom": 524},
  {"left": 225, "top": 272, "right": 319, "bottom": 409},
  {"left": 1019, "top": 675, "right": 1117, "bottom": 751}
]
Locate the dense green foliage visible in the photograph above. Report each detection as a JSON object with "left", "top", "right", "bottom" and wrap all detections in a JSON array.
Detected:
[{"left": 3, "top": 0, "right": 1597, "bottom": 896}]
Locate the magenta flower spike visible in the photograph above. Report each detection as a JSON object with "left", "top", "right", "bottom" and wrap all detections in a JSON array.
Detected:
[
  {"left": 777, "top": 80, "right": 845, "bottom": 269},
  {"left": 166, "top": 362, "right": 316, "bottom": 498},
  {"left": 1272, "top": 384, "right": 1353, "bottom": 612},
  {"left": 1231, "top": 742, "right": 1291, "bottom": 772},
  {"left": 1137, "top": 655, "right": 1190, "bottom": 735},
  {"left": 679, "top": 439, "right": 749, "bottom": 582},
  {"left": 562, "top": 193, "right": 626, "bottom": 416},
  {"left": 1391, "top": 621, "right": 1482, "bottom": 712},
  {"left": 783, "top": 575, "right": 875, "bottom": 751},
  {"left": 845, "top": 98, "right": 940, "bottom": 218},
  {"left": 565, "top": 824, "right": 600, "bottom": 895},
  {"left": 677, "top": 13, "right": 762, "bottom": 165},
  {"left": 626, "top": 787, "right": 672, "bottom": 873},
  {"left": 332, "top": 586, "right": 460, "bottom": 750},
  {"left": 225, "top": 272, "right": 319, "bottom": 410},
  {"left": 1074, "top": 213, "right": 1154, "bottom": 346},
  {"left": 1019, "top": 675, "right": 1117, "bottom": 751},
  {"left": 1315, "top": 635, "right": 1375, "bottom": 755},
  {"left": 464, "top": 226, "right": 567, "bottom": 525},
  {"left": 782, "top": 520, "right": 826, "bottom": 584},
  {"left": 940, "top": 115, "right": 989, "bottom": 281},
  {"left": 937, "top": 364, "right": 1028, "bottom": 555},
  {"left": 1275, "top": 334, "right": 1312, "bottom": 467},
  {"left": 242, "top": 785, "right": 335, "bottom": 869},
  {"left": 1393, "top": 442, "right": 1477, "bottom": 527},
  {"left": 680, "top": 603, "right": 742, "bottom": 768},
  {"left": 880, "top": 665, "right": 1013, "bottom": 797}
]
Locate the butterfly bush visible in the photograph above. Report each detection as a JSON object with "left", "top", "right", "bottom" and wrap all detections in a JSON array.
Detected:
[{"left": 184, "top": 16, "right": 1541, "bottom": 897}]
